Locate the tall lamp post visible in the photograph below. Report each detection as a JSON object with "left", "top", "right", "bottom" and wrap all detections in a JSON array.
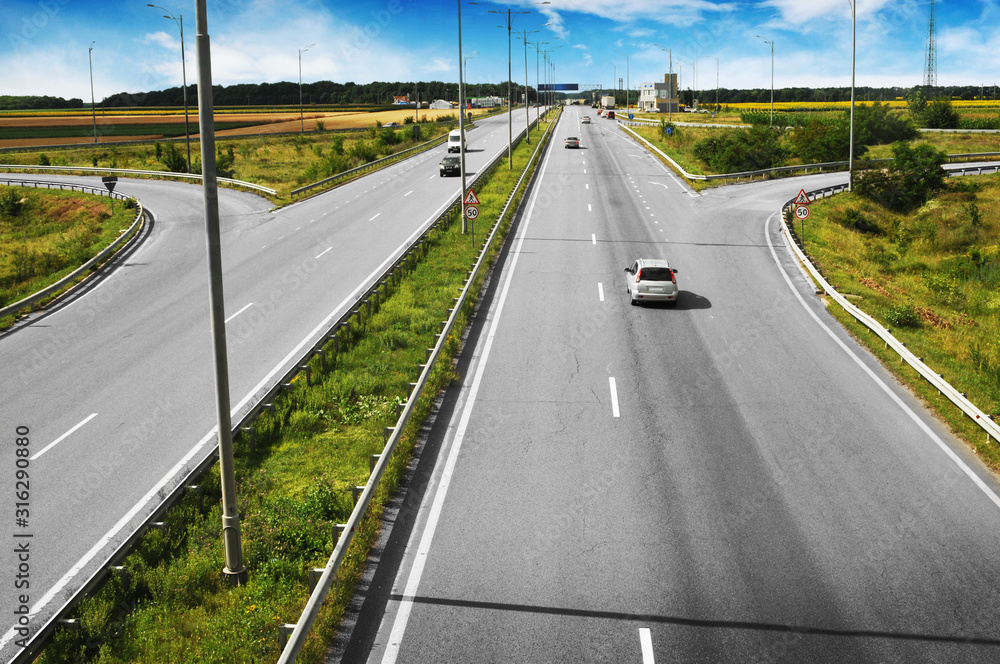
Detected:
[
  {"left": 299, "top": 43, "right": 315, "bottom": 132},
  {"left": 712, "top": 56, "right": 720, "bottom": 112},
  {"left": 656, "top": 44, "right": 674, "bottom": 121},
  {"left": 756, "top": 35, "right": 774, "bottom": 125},
  {"left": 148, "top": 4, "right": 192, "bottom": 172},
  {"left": 464, "top": 50, "right": 478, "bottom": 105},
  {"left": 848, "top": 0, "right": 857, "bottom": 191},
  {"left": 193, "top": 0, "right": 247, "bottom": 586},
  {"left": 616, "top": 50, "right": 630, "bottom": 111},
  {"left": 88, "top": 41, "right": 97, "bottom": 144}
]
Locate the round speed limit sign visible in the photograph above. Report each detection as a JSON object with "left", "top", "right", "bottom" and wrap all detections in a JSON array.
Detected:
[
  {"left": 795, "top": 205, "right": 810, "bottom": 220},
  {"left": 464, "top": 206, "right": 480, "bottom": 220}
]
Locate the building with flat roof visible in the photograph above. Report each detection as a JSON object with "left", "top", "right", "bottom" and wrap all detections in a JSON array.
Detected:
[{"left": 638, "top": 74, "right": 678, "bottom": 114}]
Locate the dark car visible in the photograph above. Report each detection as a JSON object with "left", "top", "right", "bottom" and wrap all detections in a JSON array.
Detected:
[{"left": 439, "top": 155, "right": 461, "bottom": 177}]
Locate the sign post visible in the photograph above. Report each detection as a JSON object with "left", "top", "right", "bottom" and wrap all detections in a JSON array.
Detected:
[
  {"left": 102, "top": 176, "right": 118, "bottom": 213},
  {"left": 463, "top": 189, "right": 479, "bottom": 247}
]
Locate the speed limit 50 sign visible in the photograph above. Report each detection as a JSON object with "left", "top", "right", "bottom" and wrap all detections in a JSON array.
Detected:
[{"left": 795, "top": 205, "right": 810, "bottom": 220}]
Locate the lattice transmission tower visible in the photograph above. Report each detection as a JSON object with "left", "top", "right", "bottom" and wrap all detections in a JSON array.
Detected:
[{"left": 923, "top": 0, "right": 937, "bottom": 94}]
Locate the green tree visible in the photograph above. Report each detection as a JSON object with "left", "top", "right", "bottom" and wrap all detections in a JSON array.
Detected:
[
  {"left": 920, "top": 99, "right": 960, "bottom": 129},
  {"left": 854, "top": 142, "right": 946, "bottom": 212}
]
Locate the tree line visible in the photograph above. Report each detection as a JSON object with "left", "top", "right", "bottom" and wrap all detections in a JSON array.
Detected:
[{"left": 5, "top": 82, "right": 997, "bottom": 110}]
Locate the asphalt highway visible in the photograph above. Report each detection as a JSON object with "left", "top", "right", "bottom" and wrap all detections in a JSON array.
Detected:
[
  {"left": 0, "top": 108, "right": 544, "bottom": 662},
  {"left": 336, "top": 106, "right": 1000, "bottom": 663}
]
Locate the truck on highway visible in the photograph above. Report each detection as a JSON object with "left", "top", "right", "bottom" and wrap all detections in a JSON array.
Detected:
[{"left": 601, "top": 95, "right": 615, "bottom": 109}]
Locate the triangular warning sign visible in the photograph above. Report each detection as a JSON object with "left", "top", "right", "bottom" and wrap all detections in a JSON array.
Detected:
[
  {"left": 463, "top": 189, "right": 481, "bottom": 206},
  {"left": 794, "top": 189, "right": 811, "bottom": 205}
]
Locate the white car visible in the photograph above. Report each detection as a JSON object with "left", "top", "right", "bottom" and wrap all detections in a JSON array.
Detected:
[
  {"left": 582, "top": 116, "right": 591, "bottom": 124},
  {"left": 624, "top": 258, "right": 679, "bottom": 306}
]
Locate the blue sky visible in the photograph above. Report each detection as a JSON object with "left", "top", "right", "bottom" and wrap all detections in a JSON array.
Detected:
[{"left": 2, "top": 0, "right": 999, "bottom": 101}]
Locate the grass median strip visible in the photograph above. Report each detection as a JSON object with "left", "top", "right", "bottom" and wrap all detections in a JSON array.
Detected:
[
  {"left": 35, "top": 111, "right": 557, "bottom": 664},
  {"left": 0, "top": 186, "right": 139, "bottom": 329}
]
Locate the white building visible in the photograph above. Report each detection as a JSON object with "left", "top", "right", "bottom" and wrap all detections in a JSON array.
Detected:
[
  {"left": 429, "top": 99, "right": 455, "bottom": 110},
  {"left": 638, "top": 74, "right": 678, "bottom": 113}
]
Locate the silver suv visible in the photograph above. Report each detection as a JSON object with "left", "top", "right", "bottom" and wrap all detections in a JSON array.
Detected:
[{"left": 624, "top": 258, "right": 679, "bottom": 306}]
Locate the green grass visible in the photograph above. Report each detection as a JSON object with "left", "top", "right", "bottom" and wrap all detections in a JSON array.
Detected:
[
  {"left": 793, "top": 174, "right": 1000, "bottom": 468},
  {"left": 0, "top": 122, "right": 456, "bottom": 198},
  {"left": 34, "top": 110, "right": 559, "bottom": 664},
  {"left": 0, "top": 186, "right": 139, "bottom": 327}
]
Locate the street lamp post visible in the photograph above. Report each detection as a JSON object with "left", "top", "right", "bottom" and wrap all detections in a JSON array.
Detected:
[
  {"left": 148, "top": 4, "right": 192, "bottom": 172},
  {"left": 457, "top": 0, "right": 469, "bottom": 235},
  {"left": 193, "top": 0, "right": 247, "bottom": 586},
  {"left": 848, "top": 0, "right": 857, "bottom": 192},
  {"left": 713, "top": 56, "right": 720, "bottom": 112},
  {"left": 756, "top": 35, "right": 774, "bottom": 125},
  {"left": 88, "top": 41, "right": 97, "bottom": 144},
  {"left": 464, "top": 50, "right": 478, "bottom": 105},
  {"left": 299, "top": 43, "right": 315, "bottom": 133},
  {"left": 656, "top": 44, "right": 674, "bottom": 121}
]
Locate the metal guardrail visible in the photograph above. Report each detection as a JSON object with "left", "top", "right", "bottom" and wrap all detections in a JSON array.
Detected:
[
  {"left": 0, "top": 165, "right": 276, "bottom": 196},
  {"left": 5, "top": 106, "right": 557, "bottom": 664},
  {"left": 290, "top": 132, "right": 449, "bottom": 197},
  {"left": 275, "top": 107, "right": 557, "bottom": 664},
  {"left": 779, "top": 185, "right": 1000, "bottom": 449},
  {"left": 0, "top": 179, "right": 145, "bottom": 321}
]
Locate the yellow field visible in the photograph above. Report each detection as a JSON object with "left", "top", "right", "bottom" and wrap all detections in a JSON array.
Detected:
[
  {"left": 725, "top": 99, "right": 1000, "bottom": 111},
  {"left": 0, "top": 107, "right": 488, "bottom": 148}
]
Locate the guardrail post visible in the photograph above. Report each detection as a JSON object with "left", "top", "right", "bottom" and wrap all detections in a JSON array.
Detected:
[
  {"left": 308, "top": 568, "right": 324, "bottom": 592},
  {"left": 186, "top": 485, "right": 204, "bottom": 511},
  {"left": 334, "top": 523, "right": 346, "bottom": 541},
  {"left": 369, "top": 454, "right": 381, "bottom": 473},
  {"left": 279, "top": 623, "right": 297, "bottom": 651},
  {"left": 351, "top": 485, "right": 365, "bottom": 504},
  {"left": 242, "top": 426, "right": 255, "bottom": 453},
  {"left": 300, "top": 365, "right": 311, "bottom": 387},
  {"left": 383, "top": 427, "right": 394, "bottom": 444}
]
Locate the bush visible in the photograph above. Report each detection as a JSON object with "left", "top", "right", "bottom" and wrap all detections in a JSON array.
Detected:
[
  {"left": 0, "top": 187, "right": 28, "bottom": 219},
  {"left": 159, "top": 140, "right": 187, "bottom": 173},
  {"left": 854, "top": 142, "right": 947, "bottom": 212},
  {"left": 693, "top": 125, "right": 788, "bottom": 174},
  {"left": 883, "top": 302, "right": 921, "bottom": 328},
  {"left": 919, "top": 99, "right": 960, "bottom": 129},
  {"left": 38, "top": 153, "right": 51, "bottom": 167},
  {"left": 792, "top": 117, "right": 850, "bottom": 163}
]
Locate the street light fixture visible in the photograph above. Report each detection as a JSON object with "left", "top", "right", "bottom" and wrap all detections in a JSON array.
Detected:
[
  {"left": 148, "top": 4, "right": 192, "bottom": 172},
  {"left": 299, "top": 43, "right": 315, "bottom": 132},
  {"left": 756, "top": 35, "right": 774, "bottom": 125},
  {"left": 88, "top": 41, "right": 97, "bottom": 144},
  {"left": 464, "top": 50, "right": 478, "bottom": 103}
]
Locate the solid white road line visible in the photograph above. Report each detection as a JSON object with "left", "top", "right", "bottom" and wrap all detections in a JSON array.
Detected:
[
  {"left": 609, "top": 377, "right": 620, "bottom": 418},
  {"left": 315, "top": 247, "right": 333, "bottom": 259},
  {"left": 598, "top": 283, "right": 605, "bottom": 302},
  {"left": 379, "top": 119, "right": 562, "bottom": 664},
  {"left": 765, "top": 212, "right": 1000, "bottom": 510},
  {"left": 225, "top": 302, "right": 254, "bottom": 324},
  {"left": 588, "top": 204, "right": 592, "bottom": 212},
  {"left": 639, "top": 628, "right": 655, "bottom": 663},
  {"left": 32, "top": 413, "right": 98, "bottom": 460}
]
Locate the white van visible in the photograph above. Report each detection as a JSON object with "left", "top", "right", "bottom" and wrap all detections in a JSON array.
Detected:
[{"left": 447, "top": 129, "right": 467, "bottom": 153}]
